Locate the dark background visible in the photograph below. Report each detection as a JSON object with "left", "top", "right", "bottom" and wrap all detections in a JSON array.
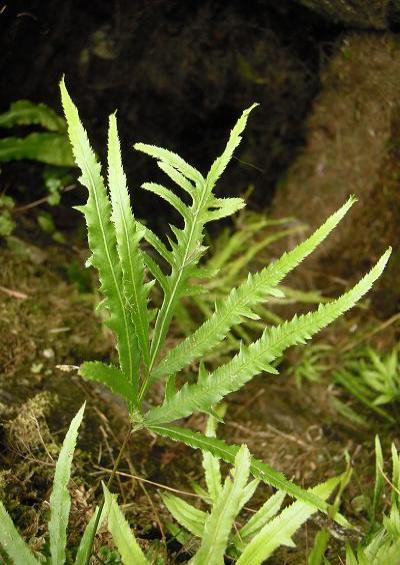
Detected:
[{"left": 0, "top": 0, "right": 340, "bottom": 219}]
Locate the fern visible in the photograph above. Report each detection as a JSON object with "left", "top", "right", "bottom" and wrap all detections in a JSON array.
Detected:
[
  {"left": 162, "top": 417, "right": 343, "bottom": 564},
  {"left": 134, "top": 105, "right": 255, "bottom": 378},
  {"left": 0, "top": 404, "right": 110, "bottom": 564},
  {"left": 151, "top": 197, "right": 355, "bottom": 382},
  {"left": 103, "top": 484, "right": 150, "bottom": 565},
  {"left": 60, "top": 79, "right": 140, "bottom": 403},
  {"left": 144, "top": 249, "right": 390, "bottom": 426},
  {"left": 60, "top": 79, "right": 390, "bottom": 522}
]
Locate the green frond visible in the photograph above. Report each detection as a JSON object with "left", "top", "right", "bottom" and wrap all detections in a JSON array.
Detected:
[
  {"left": 206, "top": 103, "right": 258, "bottom": 192},
  {"left": 307, "top": 527, "right": 330, "bottom": 565},
  {"left": 142, "top": 182, "right": 190, "bottom": 220},
  {"left": 236, "top": 477, "right": 340, "bottom": 564},
  {"left": 133, "top": 142, "right": 203, "bottom": 185},
  {"left": 79, "top": 361, "right": 135, "bottom": 405},
  {"left": 134, "top": 106, "right": 258, "bottom": 385},
  {"left": 49, "top": 403, "right": 86, "bottom": 565},
  {"left": 0, "top": 99, "right": 66, "bottom": 132},
  {"left": 60, "top": 79, "right": 139, "bottom": 397},
  {"left": 152, "top": 197, "right": 356, "bottom": 382},
  {"left": 145, "top": 248, "right": 390, "bottom": 424},
  {"left": 207, "top": 196, "right": 246, "bottom": 222},
  {"left": 74, "top": 507, "right": 102, "bottom": 565},
  {"left": 108, "top": 114, "right": 151, "bottom": 366},
  {"left": 161, "top": 493, "right": 206, "bottom": 537},
  {"left": 202, "top": 408, "right": 225, "bottom": 503},
  {"left": 142, "top": 251, "right": 169, "bottom": 294},
  {"left": 192, "top": 445, "right": 251, "bottom": 565},
  {"left": 103, "top": 485, "right": 150, "bottom": 565},
  {"left": 157, "top": 161, "right": 196, "bottom": 198},
  {"left": 0, "top": 502, "right": 39, "bottom": 565},
  {"left": 236, "top": 490, "right": 286, "bottom": 542},
  {"left": 145, "top": 424, "right": 333, "bottom": 514}
]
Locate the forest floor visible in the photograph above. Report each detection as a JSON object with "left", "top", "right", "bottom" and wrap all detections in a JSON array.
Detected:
[{"left": 1, "top": 213, "right": 398, "bottom": 564}]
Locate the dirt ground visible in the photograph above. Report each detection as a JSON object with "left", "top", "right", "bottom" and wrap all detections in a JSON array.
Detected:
[{"left": 1, "top": 216, "right": 398, "bottom": 563}]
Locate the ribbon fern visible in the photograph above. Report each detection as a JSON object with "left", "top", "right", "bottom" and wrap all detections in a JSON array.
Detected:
[{"left": 60, "top": 78, "right": 390, "bottom": 514}]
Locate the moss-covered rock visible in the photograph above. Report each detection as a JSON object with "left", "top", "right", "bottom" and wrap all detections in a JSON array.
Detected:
[
  {"left": 295, "top": 0, "right": 394, "bottom": 29},
  {"left": 272, "top": 33, "right": 400, "bottom": 315}
]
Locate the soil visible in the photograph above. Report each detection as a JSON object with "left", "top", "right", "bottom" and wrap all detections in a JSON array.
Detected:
[{"left": 1, "top": 220, "right": 399, "bottom": 563}]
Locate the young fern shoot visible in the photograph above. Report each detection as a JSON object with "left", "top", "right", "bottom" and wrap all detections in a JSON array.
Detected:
[{"left": 60, "top": 78, "right": 391, "bottom": 513}]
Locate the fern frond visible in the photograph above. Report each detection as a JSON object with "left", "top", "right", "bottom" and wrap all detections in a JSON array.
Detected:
[
  {"left": 142, "top": 182, "right": 190, "bottom": 220},
  {"left": 103, "top": 485, "right": 150, "bottom": 565},
  {"left": 79, "top": 361, "right": 135, "bottom": 405},
  {"left": 144, "top": 248, "right": 390, "bottom": 424},
  {"left": 145, "top": 424, "right": 333, "bottom": 513},
  {"left": 134, "top": 105, "right": 258, "bottom": 382},
  {"left": 161, "top": 493, "right": 206, "bottom": 537},
  {"left": 0, "top": 502, "right": 39, "bottom": 565},
  {"left": 133, "top": 143, "right": 203, "bottom": 185},
  {"left": 207, "top": 196, "right": 245, "bottom": 222},
  {"left": 152, "top": 197, "right": 356, "bottom": 381},
  {"left": 108, "top": 114, "right": 151, "bottom": 367},
  {"left": 49, "top": 403, "right": 86, "bottom": 565},
  {"left": 192, "top": 445, "right": 251, "bottom": 565},
  {"left": 206, "top": 103, "right": 258, "bottom": 191},
  {"left": 60, "top": 79, "right": 139, "bottom": 398},
  {"left": 74, "top": 507, "right": 101, "bottom": 565},
  {"left": 237, "top": 490, "right": 286, "bottom": 542},
  {"left": 202, "top": 407, "right": 225, "bottom": 503},
  {"left": 236, "top": 476, "right": 340, "bottom": 564}
]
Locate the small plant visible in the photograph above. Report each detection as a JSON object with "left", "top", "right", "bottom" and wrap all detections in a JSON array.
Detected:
[
  {"left": 334, "top": 346, "right": 400, "bottom": 423},
  {"left": 0, "top": 100, "right": 73, "bottom": 167},
  {"left": 309, "top": 436, "right": 400, "bottom": 564},
  {"left": 162, "top": 409, "right": 345, "bottom": 564},
  {"left": 0, "top": 404, "right": 97, "bottom": 564},
  {"left": 288, "top": 343, "right": 333, "bottom": 388},
  {"left": 0, "top": 405, "right": 154, "bottom": 564},
  {"left": 0, "top": 99, "right": 75, "bottom": 237},
  {"left": 60, "top": 77, "right": 390, "bottom": 556}
]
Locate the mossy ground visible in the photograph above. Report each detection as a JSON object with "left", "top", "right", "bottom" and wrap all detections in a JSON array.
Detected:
[{"left": 1, "top": 216, "right": 398, "bottom": 563}]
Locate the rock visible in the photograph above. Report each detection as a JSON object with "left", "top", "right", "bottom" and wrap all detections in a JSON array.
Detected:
[
  {"left": 272, "top": 33, "right": 400, "bottom": 315},
  {"left": 295, "top": 0, "right": 393, "bottom": 30}
]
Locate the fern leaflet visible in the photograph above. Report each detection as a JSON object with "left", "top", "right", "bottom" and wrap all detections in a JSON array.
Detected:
[
  {"left": 60, "top": 80, "right": 140, "bottom": 399},
  {"left": 151, "top": 197, "right": 356, "bottom": 382},
  {"left": 144, "top": 248, "right": 391, "bottom": 425}
]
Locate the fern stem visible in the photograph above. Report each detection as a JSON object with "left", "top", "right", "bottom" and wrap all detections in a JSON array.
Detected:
[{"left": 83, "top": 427, "right": 132, "bottom": 565}]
